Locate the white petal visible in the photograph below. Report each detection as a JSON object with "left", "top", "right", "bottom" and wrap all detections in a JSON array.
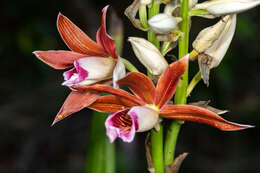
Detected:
[
  {"left": 194, "top": 0, "right": 260, "bottom": 15},
  {"left": 76, "top": 57, "right": 116, "bottom": 80},
  {"left": 206, "top": 15, "right": 237, "bottom": 68},
  {"left": 113, "top": 57, "right": 126, "bottom": 88},
  {"left": 208, "top": 0, "right": 260, "bottom": 15},
  {"left": 128, "top": 106, "right": 159, "bottom": 132}
]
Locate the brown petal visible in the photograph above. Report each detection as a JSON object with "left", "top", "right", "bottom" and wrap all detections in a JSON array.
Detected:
[
  {"left": 33, "top": 50, "right": 86, "bottom": 69},
  {"left": 89, "top": 95, "right": 138, "bottom": 113},
  {"left": 57, "top": 13, "right": 107, "bottom": 56},
  {"left": 160, "top": 105, "right": 253, "bottom": 131},
  {"left": 52, "top": 91, "right": 100, "bottom": 125},
  {"left": 96, "top": 6, "right": 118, "bottom": 58},
  {"left": 117, "top": 72, "right": 155, "bottom": 104},
  {"left": 154, "top": 56, "right": 188, "bottom": 108},
  {"left": 75, "top": 84, "right": 146, "bottom": 106}
]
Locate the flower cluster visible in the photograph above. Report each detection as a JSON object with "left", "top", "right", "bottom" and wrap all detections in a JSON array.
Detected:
[{"left": 33, "top": 1, "right": 259, "bottom": 143}]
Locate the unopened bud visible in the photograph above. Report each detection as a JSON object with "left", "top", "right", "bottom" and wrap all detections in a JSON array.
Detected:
[
  {"left": 129, "top": 37, "right": 168, "bottom": 75},
  {"left": 193, "top": 0, "right": 260, "bottom": 16},
  {"left": 193, "top": 15, "right": 236, "bottom": 85},
  {"left": 148, "top": 13, "right": 178, "bottom": 34}
]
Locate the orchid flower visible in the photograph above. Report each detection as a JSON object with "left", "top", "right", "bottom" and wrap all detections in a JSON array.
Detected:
[
  {"left": 74, "top": 55, "right": 252, "bottom": 143},
  {"left": 33, "top": 6, "right": 125, "bottom": 124}
]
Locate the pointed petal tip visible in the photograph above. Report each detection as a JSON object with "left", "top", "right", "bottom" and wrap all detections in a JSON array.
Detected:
[
  {"left": 51, "top": 118, "right": 59, "bottom": 127},
  {"left": 181, "top": 54, "right": 189, "bottom": 66},
  {"left": 57, "top": 12, "right": 64, "bottom": 18},
  {"left": 103, "top": 5, "right": 109, "bottom": 12},
  {"left": 51, "top": 114, "right": 64, "bottom": 126},
  {"left": 32, "top": 51, "right": 39, "bottom": 57},
  {"left": 223, "top": 122, "right": 255, "bottom": 131},
  {"left": 183, "top": 54, "right": 189, "bottom": 61},
  {"left": 57, "top": 12, "right": 65, "bottom": 23}
]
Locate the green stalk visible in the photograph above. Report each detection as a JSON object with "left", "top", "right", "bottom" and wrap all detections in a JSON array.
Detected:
[
  {"left": 148, "top": 0, "right": 160, "bottom": 48},
  {"left": 139, "top": 4, "right": 149, "bottom": 29},
  {"left": 164, "top": 0, "right": 190, "bottom": 166},
  {"left": 186, "top": 71, "right": 201, "bottom": 97},
  {"left": 146, "top": 1, "right": 164, "bottom": 173},
  {"left": 121, "top": 58, "right": 139, "bottom": 72},
  {"left": 164, "top": 121, "right": 182, "bottom": 166},
  {"left": 161, "top": 41, "right": 171, "bottom": 55},
  {"left": 189, "top": 9, "right": 209, "bottom": 16},
  {"left": 151, "top": 125, "right": 164, "bottom": 173}
]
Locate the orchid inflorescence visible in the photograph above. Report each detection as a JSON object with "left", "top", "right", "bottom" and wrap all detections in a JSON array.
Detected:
[{"left": 33, "top": 0, "right": 259, "bottom": 172}]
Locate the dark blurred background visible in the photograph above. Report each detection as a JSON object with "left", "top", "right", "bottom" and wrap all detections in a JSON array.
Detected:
[{"left": 1, "top": 0, "right": 260, "bottom": 172}]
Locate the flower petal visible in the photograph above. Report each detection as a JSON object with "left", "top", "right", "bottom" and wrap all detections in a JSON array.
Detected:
[
  {"left": 160, "top": 105, "right": 254, "bottom": 131},
  {"left": 154, "top": 55, "right": 189, "bottom": 108},
  {"left": 96, "top": 6, "right": 118, "bottom": 58},
  {"left": 89, "top": 95, "right": 138, "bottom": 113},
  {"left": 52, "top": 91, "right": 100, "bottom": 125},
  {"left": 113, "top": 57, "right": 126, "bottom": 88},
  {"left": 128, "top": 106, "right": 159, "bottom": 132},
  {"left": 105, "top": 109, "right": 137, "bottom": 143},
  {"left": 62, "top": 57, "right": 116, "bottom": 87},
  {"left": 117, "top": 72, "right": 156, "bottom": 104},
  {"left": 57, "top": 13, "right": 107, "bottom": 56},
  {"left": 74, "top": 84, "right": 146, "bottom": 105},
  {"left": 33, "top": 50, "right": 86, "bottom": 69}
]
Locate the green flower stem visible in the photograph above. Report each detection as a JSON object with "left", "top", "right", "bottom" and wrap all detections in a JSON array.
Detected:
[
  {"left": 151, "top": 124, "right": 164, "bottom": 173},
  {"left": 164, "top": 121, "right": 182, "bottom": 166},
  {"left": 139, "top": 4, "right": 149, "bottom": 29},
  {"left": 148, "top": 0, "right": 160, "bottom": 48},
  {"left": 161, "top": 41, "right": 171, "bottom": 55},
  {"left": 186, "top": 71, "right": 201, "bottom": 97},
  {"left": 121, "top": 58, "right": 139, "bottom": 72},
  {"left": 147, "top": 1, "right": 164, "bottom": 173},
  {"left": 164, "top": 0, "right": 190, "bottom": 166},
  {"left": 189, "top": 9, "right": 209, "bottom": 16}
]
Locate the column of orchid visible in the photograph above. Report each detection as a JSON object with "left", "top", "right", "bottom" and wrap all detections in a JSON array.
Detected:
[{"left": 33, "top": 0, "right": 260, "bottom": 172}]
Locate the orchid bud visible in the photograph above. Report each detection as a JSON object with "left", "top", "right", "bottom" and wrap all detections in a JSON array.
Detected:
[
  {"left": 129, "top": 37, "right": 168, "bottom": 75},
  {"left": 192, "top": 15, "right": 236, "bottom": 85},
  {"left": 148, "top": 13, "right": 178, "bottom": 34},
  {"left": 193, "top": 0, "right": 260, "bottom": 16}
]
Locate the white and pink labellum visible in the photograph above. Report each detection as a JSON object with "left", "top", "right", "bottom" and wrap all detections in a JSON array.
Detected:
[
  {"left": 129, "top": 37, "right": 168, "bottom": 75},
  {"left": 62, "top": 57, "right": 117, "bottom": 87},
  {"left": 193, "top": 0, "right": 260, "bottom": 16},
  {"left": 105, "top": 106, "right": 159, "bottom": 142}
]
